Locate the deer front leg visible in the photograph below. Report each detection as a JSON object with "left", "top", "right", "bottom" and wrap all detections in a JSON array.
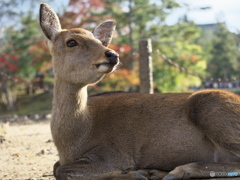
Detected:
[
  {"left": 53, "top": 161, "right": 61, "bottom": 177},
  {"left": 55, "top": 162, "right": 149, "bottom": 180},
  {"left": 147, "top": 169, "right": 168, "bottom": 180},
  {"left": 160, "top": 162, "right": 240, "bottom": 180}
]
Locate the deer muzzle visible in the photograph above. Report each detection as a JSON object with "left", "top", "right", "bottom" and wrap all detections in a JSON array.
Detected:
[
  {"left": 96, "top": 51, "right": 120, "bottom": 74},
  {"left": 105, "top": 51, "right": 119, "bottom": 65}
]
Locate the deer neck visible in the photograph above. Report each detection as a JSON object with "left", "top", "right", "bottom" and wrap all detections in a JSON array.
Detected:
[
  {"left": 52, "top": 79, "right": 88, "bottom": 117},
  {"left": 51, "top": 78, "right": 91, "bottom": 150}
]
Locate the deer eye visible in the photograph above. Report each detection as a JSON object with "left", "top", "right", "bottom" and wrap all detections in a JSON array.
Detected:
[{"left": 67, "top": 40, "right": 78, "bottom": 47}]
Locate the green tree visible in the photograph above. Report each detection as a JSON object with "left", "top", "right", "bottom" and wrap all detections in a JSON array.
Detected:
[
  {"left": 98, "top": 0, "right": 207, "bottom": 92},
  {"left": 98, "top": 0, "right": 180, "bottom": 69},
  {"left": 63, "top": 0, "right": 207, "bottom": 92},
  {"left": 2, "top": 11, "right": 49, "bottom": 83},
  {"left": 0, "top": 0, "right": 53, "bottom": 111},
  {"left": 152, "top": 20, "right": 207, "bottom": 92},
  {"left": 208, "top": 23, "right": 239, "bottom": 80}
]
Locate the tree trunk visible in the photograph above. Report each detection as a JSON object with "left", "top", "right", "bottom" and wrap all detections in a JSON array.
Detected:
[
  {"left": 2, "top": 77, "right": 16, "bottom": 111},
  {"left": 128, "top": 0, "right": 134, "bottom": 70},
  {"left": 139, "top": 38, "right": 153, "bottom": 94}
]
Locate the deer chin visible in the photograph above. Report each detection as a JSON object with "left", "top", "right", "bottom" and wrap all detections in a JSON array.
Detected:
[{"left": 96, "top": 63, "right": 115, "bottom": 74}]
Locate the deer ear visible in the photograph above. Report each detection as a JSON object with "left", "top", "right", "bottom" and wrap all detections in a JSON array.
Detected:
[
  {"left": 93, "top": 21, "right": 116, "bottom": 47},
  {"left": 39, "top": 3, "right": 61, "bottom": 41}
]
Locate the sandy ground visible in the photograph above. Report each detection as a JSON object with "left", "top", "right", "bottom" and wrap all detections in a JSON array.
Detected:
[
  {"left": 1, "top": 121, "right": 240, "bottom": 180},
  {"left": 1, "top": 121, "right": 58, "bottom": 180}
]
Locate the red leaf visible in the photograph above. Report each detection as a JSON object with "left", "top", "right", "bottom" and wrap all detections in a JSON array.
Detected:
[{"left": 12, "top": 56, "right": 19, "bottom": 61}]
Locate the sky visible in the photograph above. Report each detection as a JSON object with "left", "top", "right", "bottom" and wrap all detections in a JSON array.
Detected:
[
  {"left": 54, "top": 0, "right": 240, "bottom": 33},
  {"left": 1, "top": 0, "right": 240, "bottom": 33},
  {"left": 166, "top": 0, "right": 240, "bottom": 33}
]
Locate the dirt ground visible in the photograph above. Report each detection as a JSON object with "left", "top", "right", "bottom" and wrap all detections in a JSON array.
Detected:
[
  {"left": 1, "top": 120, "right": 58, "bottom": 180},
  {"left": 1, "top": 120, "right": 240, "bottom": 180}
]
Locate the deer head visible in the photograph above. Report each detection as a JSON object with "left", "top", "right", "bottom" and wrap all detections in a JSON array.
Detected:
[{"left": 39, "top": 3, "right": 120, "bottom": 86}]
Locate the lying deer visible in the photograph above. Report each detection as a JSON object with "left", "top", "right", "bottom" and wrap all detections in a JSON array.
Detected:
[{"left": 39, "top": 3, "right": 240, "bottom": 180}]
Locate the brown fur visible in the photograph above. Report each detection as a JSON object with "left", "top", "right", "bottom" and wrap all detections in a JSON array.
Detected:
[{"left": 40, "top": 3, "right": 240, "bottom": 180}]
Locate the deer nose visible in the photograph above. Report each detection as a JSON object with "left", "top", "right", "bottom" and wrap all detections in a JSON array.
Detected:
[{"left": 105, "top": 51, "right": 119, "bottom": 65}]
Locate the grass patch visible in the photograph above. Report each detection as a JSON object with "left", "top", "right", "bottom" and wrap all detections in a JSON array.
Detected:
[{"left": 0, "top": 92, "right": 53, "bottom": 115}]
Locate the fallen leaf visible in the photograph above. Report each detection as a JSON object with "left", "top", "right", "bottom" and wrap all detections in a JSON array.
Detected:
[{"left": 12, "top": 153, "right": 19, "bottom": 157}]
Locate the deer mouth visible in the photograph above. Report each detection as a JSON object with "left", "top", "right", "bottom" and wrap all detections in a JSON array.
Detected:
[
  {"left": 95, "top": 63, "right": 115, "bottom": 73},
  {"left": 95, "top": 61, "right": 121, "bottom": 74}
]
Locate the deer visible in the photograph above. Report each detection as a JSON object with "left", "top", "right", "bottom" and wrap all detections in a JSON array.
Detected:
[{"left": 39, "top": 3, "right": 240, "bottom": 180}]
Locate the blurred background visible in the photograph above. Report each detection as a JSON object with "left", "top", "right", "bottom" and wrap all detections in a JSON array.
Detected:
[{"left": 1, "top": 0, "right": 240, "bottom": 115}]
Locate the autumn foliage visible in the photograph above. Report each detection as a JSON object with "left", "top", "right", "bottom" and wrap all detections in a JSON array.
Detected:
[
  {"left": 0, "top": 53, "right": 19, "bottom": 72},
  {"left": 60, "top": 0, "right": 106, "bottom": 28}
]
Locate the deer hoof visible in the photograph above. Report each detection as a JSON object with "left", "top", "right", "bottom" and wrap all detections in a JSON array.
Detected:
[
  {"left": 121, "top": 170, "right": 149, "bottom": 180},
  {"left": 53, "top": 161, "right": 61, "bottom": 177},
  {"left": 162, "top": 174, "right": 179, "bottom": 180},
  {"left": 162, "top": 172, "right": 191, "bottom": 180},
  {"left": 149, "top": 169, "right": 168, "bottom": 180},
  {"left": 55, "top": 165, "right": 84, "bottom": 180},
  {"left": 130, "top": 171, "right": 149, "bottom": 180}
]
